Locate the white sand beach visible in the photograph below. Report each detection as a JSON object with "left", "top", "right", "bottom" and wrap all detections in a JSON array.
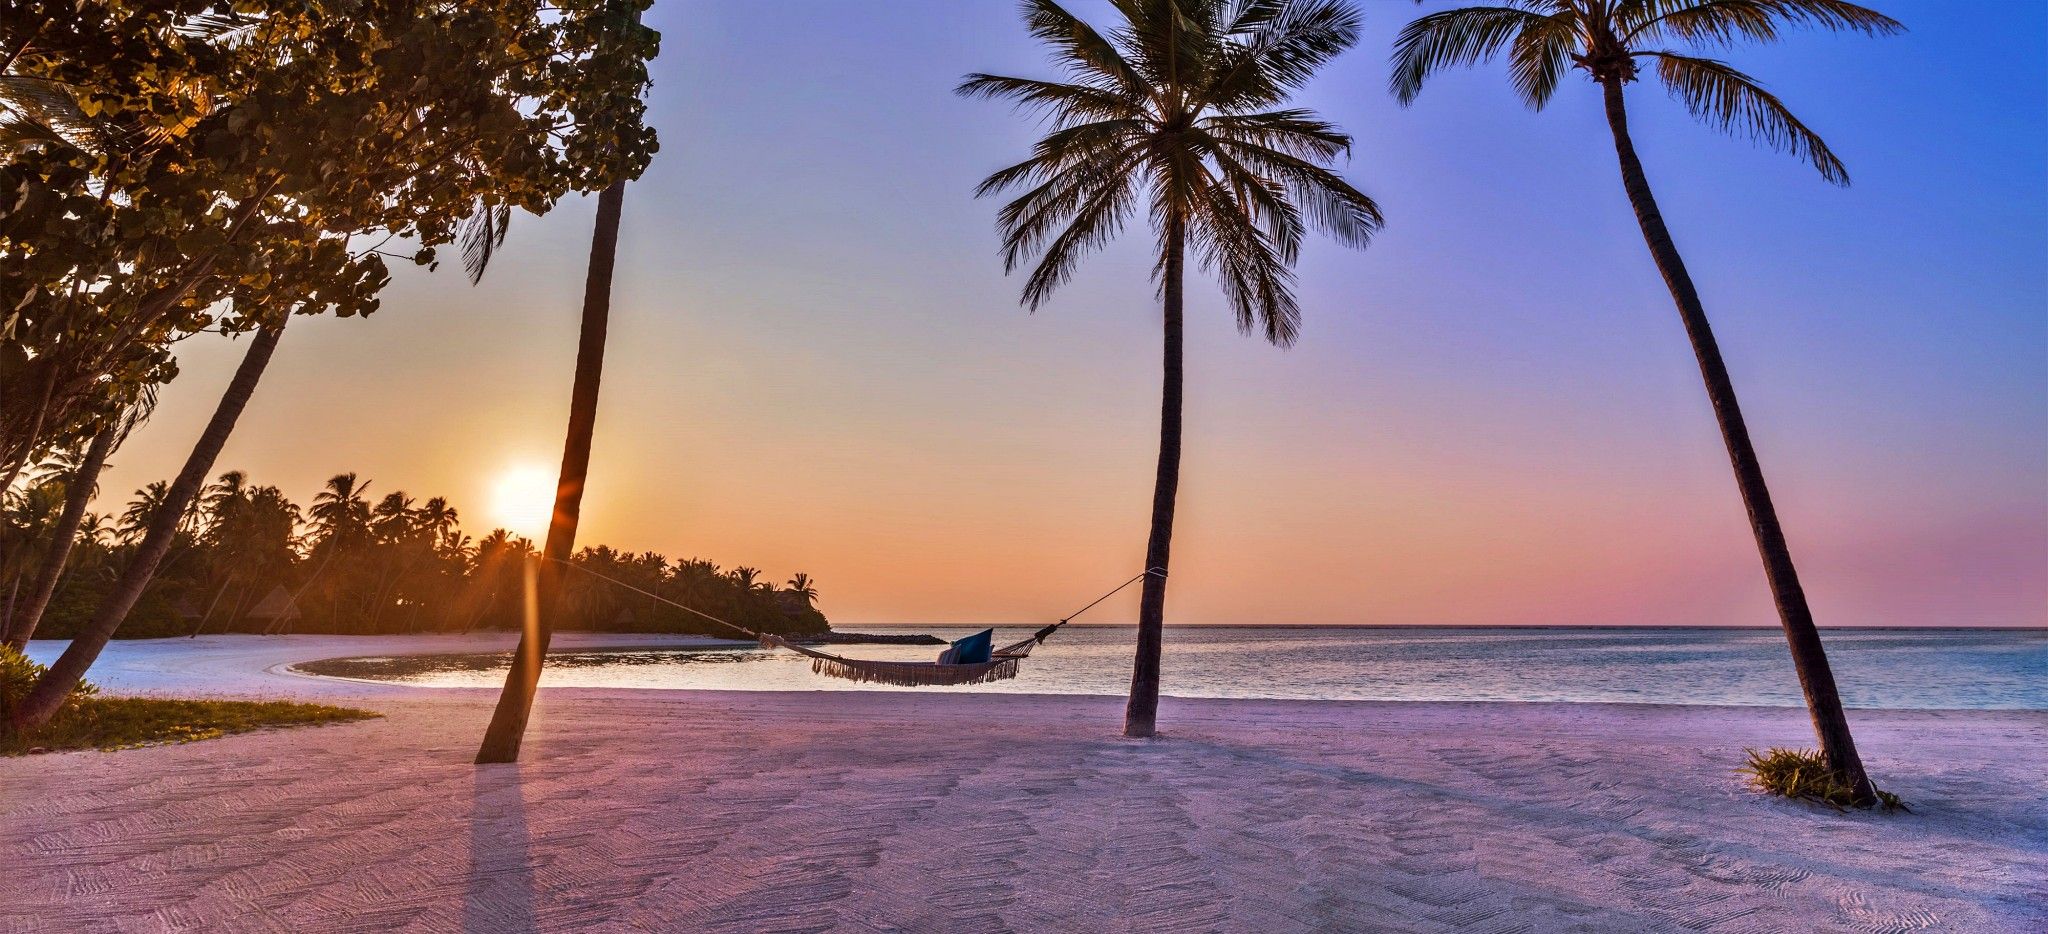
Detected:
[{"left": 4, "top": 636, "right": 2045, "bottom": 933}]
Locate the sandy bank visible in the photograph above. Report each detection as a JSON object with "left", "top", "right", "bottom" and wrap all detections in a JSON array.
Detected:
[{"left": 3, "top": 637, "right": 2044, "bottom": 932}]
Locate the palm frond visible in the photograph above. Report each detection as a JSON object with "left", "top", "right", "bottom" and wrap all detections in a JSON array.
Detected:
[
  {"left": 1205, "top": 0, "right": 1362, "bottom": 109},
  {"left": 1389, "top": 6, "right": 1553, "bottom": 106},
  {"left": 1211, "top": 137, "right": 1382, "bottom": 248},
  {"left": 975, "top": 118, "right": 1148, "bottom": 197},
  {"left": 0, "top": 75, "right": 94, "bottom": 152},
  {"left": 170, "top": 11, "right": 260, "bottom": 40},
  {"left": 1189, "top": 173, "right": 1301, "bottom": 344},
  {"left": 1623, "top": 0, "right": 1902, "bottom": 47},
  {"left": 955, "top": 74, "right": 1143, "bottom": 123},
  {"left": 1020, "top": 0, "right": 1150, "bottom": 96},
  {"left": 1202, "top": 109, "right": 1351, "bottom": 161},
  {"left": 1017, "top": 166, "right": 1141, "bottom": 309},
  {"left": 1199, "top": 134, "right": 1306, "bottom": 260},
  {"left": 1648, "top": 51, "right": 1848, "bottom": 184},
  {"left": 1506, "top": 7, "right": 1577, "bottom": 109},
  {"left": 458, "top": 202, "right": 514, "bottom": 285},
  {"left": 993, "top": 143, "right": 1145, "bottom": 271}
]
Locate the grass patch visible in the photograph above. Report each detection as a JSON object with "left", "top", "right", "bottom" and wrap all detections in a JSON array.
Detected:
[
  {"left": 2, "top": 646, "right": 377, "bottom": 755},
  {"left": 2, "top": 696, "right": 381, "bottom": 755},
  {"left": 1740, "top": 747, "right": 1908, "bottom": 813}
]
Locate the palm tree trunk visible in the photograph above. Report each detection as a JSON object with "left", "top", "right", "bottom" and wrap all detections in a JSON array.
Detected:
[
  {"left": 4, "top": 425, "right": 115, "bottom": 650},
  {"left": 1124, "top": 216, "right": 1185, "bottom": 738},
  {"left": 1599, "top": 79, "right": 1872, "bottom": 803},
  {"left": 0, "top": 367, "right": 60, "bottom": 498},
  {"left": 476, "top": 178, "right": 626, "bottom": 764},
  {"left": 9, "top": 323, "right": 285, "bottom": 732}
]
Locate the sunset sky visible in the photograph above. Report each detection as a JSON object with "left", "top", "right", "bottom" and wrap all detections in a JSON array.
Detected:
[{"left": 100, "top": 0, "right": 2044, "bottom": 628}]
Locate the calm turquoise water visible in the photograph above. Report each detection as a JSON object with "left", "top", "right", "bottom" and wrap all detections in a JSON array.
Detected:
[{"left": 299, "top": 626, "right": 2047, "bottom": 710}]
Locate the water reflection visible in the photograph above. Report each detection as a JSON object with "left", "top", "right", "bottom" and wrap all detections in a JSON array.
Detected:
[{"left": 301, "top": 647, "right": 776, "bottom": 682}]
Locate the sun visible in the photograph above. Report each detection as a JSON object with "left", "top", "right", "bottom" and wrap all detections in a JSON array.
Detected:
[{"left": 491, "top": 464, "right": 558, "bottom": 540}]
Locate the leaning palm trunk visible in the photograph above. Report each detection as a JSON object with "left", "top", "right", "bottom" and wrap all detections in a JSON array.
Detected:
[
  {"left": 1599, "top": 79, "right": 1871, "bottom": 802},
  {"left": 475, "top": 178, "right": 626, "bottom": 764},
  {"left": 4, "top": 425, "right": 114, "bottom": 650},
  {"left": 1125, "top": 219, "right": 1186, "bottom": 738},
  {"left": 8, "top": 324, "right": 285, "bottom": 731}
]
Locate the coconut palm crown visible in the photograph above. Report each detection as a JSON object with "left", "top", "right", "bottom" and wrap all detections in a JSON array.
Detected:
[
  {"left": 961, "top": 0, "right": 1382, "bottom": 346},
  {"left": 1390, "top": 0, "right": 1901, "bottom": 183}
]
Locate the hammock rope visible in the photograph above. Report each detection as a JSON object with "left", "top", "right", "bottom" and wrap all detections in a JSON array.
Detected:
[{"left": 542, "top": 556, "right": 1164, "bottom": 687}]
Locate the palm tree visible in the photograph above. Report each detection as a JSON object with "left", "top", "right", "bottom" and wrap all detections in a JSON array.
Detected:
[
  {"left": 475, "top": 173, "right": 632, "bottom": 764},
  {"left": 371, "top": 491, "right": 417, "bottom": 542},
  {"left": 201, "top": 470, "right": 250, "bottom": 526},
  {"left": 786, "top": 572, "right": 818, "bottom": 606},
  {"left": 120, "top": 482, "right": 173, "bottom": 542},
  {"left": 12, "top": 323, "right": 286, "bottom": 731},
  {"left": 415, "top": 496, "right": 460, "bottom": 544},
  {"left": 963, "top": 0, "right": 1381, "bottom": 737},
  {"left": 4, "top": 425, "right": 115, "bottom": 649},
  {"left": 308, "top": 473, "right": 373, "bottom": 552},
  {"left": 1390, "top": 0, "right": 1900, "bottom": 801}
]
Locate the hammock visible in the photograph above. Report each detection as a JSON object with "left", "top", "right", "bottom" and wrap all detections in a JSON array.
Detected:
[{"left": 549, "top": 559, "right": 1163, "bottom": 687}]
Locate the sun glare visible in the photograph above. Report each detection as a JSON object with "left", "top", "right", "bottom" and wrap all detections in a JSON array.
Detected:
[{"left": 491, "top": 464, "right": 558, "bottom": 541}]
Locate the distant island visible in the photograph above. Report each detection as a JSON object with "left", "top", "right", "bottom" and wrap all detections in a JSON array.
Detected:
[{"left": 13, "top": 470, "right": 831, "bottom": 641}]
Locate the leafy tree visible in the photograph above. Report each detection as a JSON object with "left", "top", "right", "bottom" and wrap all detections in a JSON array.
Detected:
[
  {"left": 6, "top": 0, "right": 662, "bottom": 733},
  {"left": 962, "top": 0, "right": 1381, "bottom": 737},
  {"left": 1389, "top": 0, "right": 1901, "bottom": 803}
]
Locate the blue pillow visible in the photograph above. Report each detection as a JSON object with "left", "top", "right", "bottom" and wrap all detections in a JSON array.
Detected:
[{"left": 949, "top": 628, "right": 995, "bottom": 665}]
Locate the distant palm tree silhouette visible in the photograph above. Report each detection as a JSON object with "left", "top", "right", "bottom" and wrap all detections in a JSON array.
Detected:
[
  {"left": 786, "top": 572, "right": 818, "bottom": 606},
  {"left": 309, "top": 473, "right": 374, "bottom": 552},
  {"left": 963, "top": 0, "right": 1382, "bottom": 737},
  {"left": 120, "top": 482, "right": 174, "bottom": 542},
  {"left": 1390, "top": 0, "right": 1901, "bottom": 802}
]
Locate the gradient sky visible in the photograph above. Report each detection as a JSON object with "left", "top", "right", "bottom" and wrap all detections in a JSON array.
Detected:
[{"left": 97, "top": 0, "right": 2045, "bottom": 627}]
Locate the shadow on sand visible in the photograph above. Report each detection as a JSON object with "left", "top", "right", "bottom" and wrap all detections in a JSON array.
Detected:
[{"left": 464, "top": 764, "right": 537, "bottom": 933}]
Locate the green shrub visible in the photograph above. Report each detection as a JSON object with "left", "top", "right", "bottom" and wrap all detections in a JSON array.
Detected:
[
  {"left": 1740, "top": 747, "right": 1907, "bottom": 812},
  {"left": 0, "top": 646, "right": 96, "bottom": 722}
]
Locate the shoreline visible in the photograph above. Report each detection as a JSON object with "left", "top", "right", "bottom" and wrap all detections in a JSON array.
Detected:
[{"left": 20, "top": 633, "right": 2043, "bottom": 714}]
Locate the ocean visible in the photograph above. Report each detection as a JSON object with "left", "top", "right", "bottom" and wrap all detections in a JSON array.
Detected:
[{"left": 299, "top": 625, "right": 2047, "bottom": 710}]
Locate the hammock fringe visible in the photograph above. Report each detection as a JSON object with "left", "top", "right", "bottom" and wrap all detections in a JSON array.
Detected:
[{"left": 808, "top": 654, "right": 1021, "bottom": 687}]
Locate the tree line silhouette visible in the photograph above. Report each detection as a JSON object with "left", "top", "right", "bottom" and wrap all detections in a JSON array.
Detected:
[{"left": 1, "top": 468, "right": 826, "bottom": 643}]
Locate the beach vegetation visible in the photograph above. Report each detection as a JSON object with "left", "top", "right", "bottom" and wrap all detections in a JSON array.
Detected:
[
  {"left": 3, "top": 0, "right": 659, "bottom": 732},
  {"left": 1389, "top": 0, "right": 1901, "bottom": 804},
  {"left": 0, "top": 469, "right": 826, "bottom": 644},
  {"left": 2, "top": 646, "right": 375, "bottom": 754},
  {"left": 1741, "top": 747, "right": 1907, "bottom": 812},
  {"left": 963, "top": 0, "right": 1382, "bottom": 737}
]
